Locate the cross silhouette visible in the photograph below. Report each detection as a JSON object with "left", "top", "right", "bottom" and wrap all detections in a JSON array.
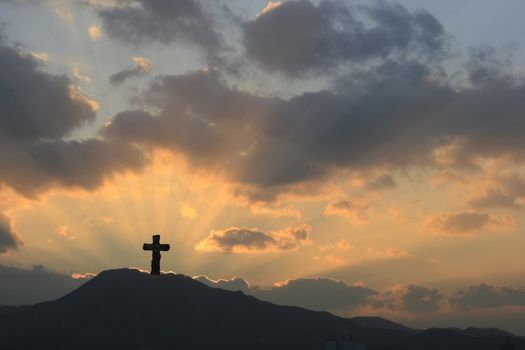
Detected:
[{"left": 143, "top": 234, "right": 170, "bottom": 275}]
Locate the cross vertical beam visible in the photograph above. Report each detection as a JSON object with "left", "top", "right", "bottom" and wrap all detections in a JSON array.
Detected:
[{"left": 143, "top": 234, "right": 170, "bottom": 275}]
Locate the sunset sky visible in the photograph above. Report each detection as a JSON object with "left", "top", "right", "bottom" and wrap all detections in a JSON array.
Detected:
[{"left": 1, "top": 0, "right": 525, "bottom": 333}]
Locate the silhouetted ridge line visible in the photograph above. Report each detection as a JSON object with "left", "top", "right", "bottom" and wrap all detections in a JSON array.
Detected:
[{"left": 0, "top": 268, "right": 522, "bottom": 350}]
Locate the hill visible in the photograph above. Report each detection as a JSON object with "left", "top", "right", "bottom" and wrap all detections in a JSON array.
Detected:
[{"left": 0, "top": 268, "right": 522, "bottom": 350}]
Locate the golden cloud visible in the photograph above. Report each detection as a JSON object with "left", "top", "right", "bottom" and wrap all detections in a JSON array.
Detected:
[{"left": 195, "top": 224, "right": 312, "bottom": 253}]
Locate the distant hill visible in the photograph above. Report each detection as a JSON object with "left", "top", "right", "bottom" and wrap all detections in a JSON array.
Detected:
[{"left": 0, "top": 268, "right": 522, "bottom": 350}]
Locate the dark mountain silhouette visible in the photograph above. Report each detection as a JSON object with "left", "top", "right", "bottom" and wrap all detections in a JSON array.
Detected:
[
  {"left": 0, "top": 269, "right": 522, "bottom": 350},
  {"left": 461, "top": 327, "right": 512, "bottom": 338},
  {"left": 347, "top": 316, "right": 419, "bottom": 334}
]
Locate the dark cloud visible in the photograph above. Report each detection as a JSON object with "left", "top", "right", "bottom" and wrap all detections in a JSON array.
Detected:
[
  {"left": 195, "top": 274, "right": 376, "bottom": 311},
  {"left": 242, "top": 0, "right": 445, "bottom": 76},
  {"left": 369, "top": 284, "right": 444, "bottom": 313},
  {"left": 195, "top": 224, "right": 311, "bottom": 253},
  {"left": 253, "top": 277, "right": 377, "bottom": 311},
  {"left": 0, "top": 264, "right": 86, "bottom": 305},
  {"left": 424, "top": 211, "right": 515, "bottom": 235},
  {"left": 0, "top": 45, "right": 95, "bottom": 140},
  {"left": 109, "top": 56, "right": 152, "bottom": 85},
  {"left": 96, "top": 0, "right": 222, "bottom": 58},
  {"left": 469, "top": 174, "right": 525, "bottom": 210},
  {"left": 103, "top": 66, "right": 431, "bottom": 193},
  {"left": 425, "top": 212, "right": 490, "bottom": 234},
  {"left": 0, "top": 139, "right": 146, "bottom": 196},
  {"left": 0, "top": 39, "right": 147, "bottom": 196},
  {"left": 450, "top": 284, "right": 525, "bottom": 309},
  {"left": 469, "top": 189, "right": 519, "bottom": 210},
  {"left": 100, "top": 53, "right": 525, "bottom": 201},
  {"left": 0, "top": 213, "right": 20, "bottom": 253}
]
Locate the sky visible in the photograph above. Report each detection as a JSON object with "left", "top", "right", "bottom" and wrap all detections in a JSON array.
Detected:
[{"left": 1, "top": 0, "right": 525, "bottom": 334}]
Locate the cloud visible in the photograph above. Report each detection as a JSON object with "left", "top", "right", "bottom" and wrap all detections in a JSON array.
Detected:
[
  {"left": 365, "top": 174, "right": 396, "bottom": 190},
  {"left": 0, "top": 264, "right": 85, "bottom": 305},
  {"left": 100, "top": 50, "right": 525, "bottom": 201},
  {"left": 56, "top": 225, "right": 75, "bottom": 240},
  {"left": 242, "top": 0, "right": 445, "bottom": 76},
  {"left": 450, "top": 284, "right": 525, "bottom": 309},
  {"left": 0, "top": 139, "right": 146, "bottom": 196},
  {"left": 196, "top": 274, "right": 376, "bottom": 312},
  {"left": 195, "top": 224, "right": 312, "bottom": 253},
  {"left": 423, "top": 211, "right": 516, "bottom": 236},
  {"left": 0, "top": 212, "right": 21, "bottom": 253},
  {"left": 95, "top": 0, "right": 222, "bottom": 58},
  {"left": 469, "top": 173, "right": 525, "bottom": 210},
  {"left": 28, "top": 51, "right": 49, "bottom": 62},
  {"left": 258, "top": 1, "right": 283, "bottom": 16},
  {"left": 0, "top": 44, "right": 95, "bottom": 140},
  {"left": 71, "top": 272, "right": 97, "bottom": 280},
  {"left": 53, "top": 4, "right": 74, "bottom": 24},
  {"left": 109, "top": 56, "right": 152, "bottom": 85},
  {"left": 72, "top": 67, "right": 91, "bottom": 83},
  {"left": 368, "top": 284, "right": 444, "bottom": 313},
  {"left": 88, "top": 25, "right": 103, "bottom": 41},
  {"left": 0, "top": 39, "right": 147, "bottom": 196},
  {"left": 324, "top": 198, "right": 370, "bottom": 223},
  {"left": 430, "top": 171, "right": 468, "bottom": 187},
  {"left": 194, "top": 275, "right": 250, "bottom": 292},
  {"left": 469, "top": 189, "right": 518, "bottom": 209},
  {"left": 254, "top": 277, "right": 377, "bottom": 311}
]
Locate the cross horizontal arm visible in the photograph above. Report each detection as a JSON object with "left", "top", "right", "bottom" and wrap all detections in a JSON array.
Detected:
[{"left": 143, "top": 243, "right": 170, "bottom": 251}]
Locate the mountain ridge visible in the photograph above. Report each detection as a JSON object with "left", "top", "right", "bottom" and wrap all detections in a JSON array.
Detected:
[{"left": 0, "top": 268, "right": 521, "bottom": 350}]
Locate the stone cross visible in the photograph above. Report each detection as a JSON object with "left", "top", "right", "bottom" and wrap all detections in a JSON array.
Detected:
[{"left": 143, "top": 234, "right": 170, "bottom": 275}]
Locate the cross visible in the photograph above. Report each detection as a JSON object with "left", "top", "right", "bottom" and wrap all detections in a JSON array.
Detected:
[{"left": 143, "top": 234, "right": 170, "bottom": 275}]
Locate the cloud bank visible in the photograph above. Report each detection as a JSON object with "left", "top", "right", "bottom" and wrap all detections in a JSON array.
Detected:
[
  {"left": 0, "top": 38, "right": 146, "bottom": 197},
  {"left": 197, "top": 273, "right": 525, "bottom": 334},
  {"left": 101, "top": 51, "right": 525, "bottom": 201}
]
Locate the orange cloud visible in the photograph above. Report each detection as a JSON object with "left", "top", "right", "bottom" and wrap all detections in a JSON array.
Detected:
[
  {"left": 195, "top": 224, "right": 312, "bottom": 253},
  {"left": 258, "top": 1, "right": 283, "bottom": 16},
  {"left": 71, "top": 272, "right": 97, "bottom": 280},
  {"left": 72, "top": 67, "right": 91, "bottom": 84},
  {"left": 88, "top": 25, "right": 103, "bottom": 40}
]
